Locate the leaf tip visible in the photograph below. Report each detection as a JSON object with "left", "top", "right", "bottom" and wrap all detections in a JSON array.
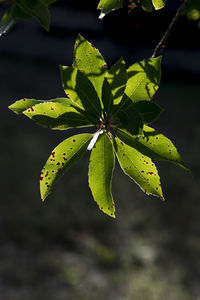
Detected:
[{"left": 160, "top": 196, "right": 165, "bottom": 201}]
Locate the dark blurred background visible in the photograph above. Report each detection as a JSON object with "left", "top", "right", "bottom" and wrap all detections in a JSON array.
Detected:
[{"left": 0, "top": 0, "right": 200, "bottom": 299}]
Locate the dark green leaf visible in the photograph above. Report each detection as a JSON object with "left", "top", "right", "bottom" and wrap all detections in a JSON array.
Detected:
[
  {"left": 42, "top": 0, "right": 58, "bottom": 4},
  {"left": 73, "top": 34, "right": 107, "bottom": 102},
  {"left": 106, "top": 57, "right": 127, "bottom": 105},
  {"left": 89, "top": 133, "right": 115, "bottom": 217},
  {"left": 13, "top": 0, "right": 50, "bottom": 30},
  {"left": 102, "top": 78, "right": 113, "bottom": 114},
  {"left": 116, "top": 100, "right": 143, "bottom": 136},
  {"left": 41, "top": 134, "right": 92, "bottom": 201},
  {"left": 113, "top": 137, "right": 164, "bottom": 199},
  {"left": 141, "top": 0, "right": 153, "bottom": 12},
  {"left": 133, "top": 101, "right": 163, "bottom": 124},
  {"left": 115, "top": 126, "right": 189, "bottom": 171},
  {"left": 60, "top": 65, "right": 102, "bottom": 123}
]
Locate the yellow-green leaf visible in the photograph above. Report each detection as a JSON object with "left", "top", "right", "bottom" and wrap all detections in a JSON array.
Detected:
[
  {"left": 115, "top": 126, "right": 189, "bottom": 171},
  {"left": 124, "top": 56, "right": 162, "bottom": 103},
  {"left": 89, "top": 133, "right": 115, "bottom": 217},
  {"left": 41, "top": 134, "right": 92, "bottom": 201},
  {"left": 73, "top": 34, "right": 107, "bottom": 101},
  {"left": 23, "top": 102, "right": 91, "bottom": 130},
  {"left": 113, "top": 137, "right": 163, "bottom": 199},
  {"left": 152, "top": 0, "right": 166, "bottom": 10},
  {"left": 9, "top": 98, "right": 42, "bottom": 114}
]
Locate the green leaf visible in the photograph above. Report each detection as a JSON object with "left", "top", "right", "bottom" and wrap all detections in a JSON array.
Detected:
[
  {"left": 133, "top": 101, "right": 163, "bottom": 124},
  {"left": 115, "top": 126, "right": 189, "bottom": 171},
  {"left": 141, "top": 0, "right": 153, "bottom": 12},
  {"left": 152, "top": 0, "right": 166, "bottom": 10},
  {"left": 117, "top": 103, "right": 143, "bottom": 136},
  {"left": 60, "top": 66, "right": 84, "bottom": 108},
  {"left": 8, "top": 98, "right": 73, "bottom": 114},
  {"left": 113, "top": 137, "right": 163, "bottom": 199},
  {"left": 0, "top": 8, "right": 16, "bottom": 37},
  {"left": 73, "top": 34, "right": 107, "bottom": 102},
  {"left": 13, "top": 0, "right": 50, "bottom": 31},
  {"left": 11, "top": 4, "right": 32, "bottom": 19},
  {"left": 42, "top": 0, "right": 58, "bottom": 4},
  {"left": 97, "top": 0, "right": 124, "bottom": 19},
  {"left": 115, "top": 97, "right": 162, "bottom": 126},
  {"left": 60, "top": 66, "right": 102, "bottom": 123},
  {"left": 106, "top": 57, "right": 127, "bottom": 105},
  {"left": 23, "top": 102, "right": 91, "bottom": 130},
  {"left": 124, "top": 56, "right": 162, "bottom": 103},
  {"left": 102, "top": 78, "right": 113, "bottom": 114},
  {"left": 41, "top": 134, "right": 92, "bottom": 201},
  {"left": 89, "top": 133, "right": 115, "bottom": 217},
  {"left": 9, "top": 98, "right": 43, "bottom": 114}
]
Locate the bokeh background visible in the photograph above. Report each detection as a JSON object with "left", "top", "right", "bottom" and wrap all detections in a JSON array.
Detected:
[{"left": 0, "top": 0, "right": 200, "bottom": 299}]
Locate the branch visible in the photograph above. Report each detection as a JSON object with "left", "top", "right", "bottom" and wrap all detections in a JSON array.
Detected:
[{"left": 152, "top": 0, "right": 191, "bottom": 58}]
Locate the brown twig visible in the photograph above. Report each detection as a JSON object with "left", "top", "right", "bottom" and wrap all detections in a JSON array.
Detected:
[{"left": 152, "top": 0, "right": 191, "bottom": 58}]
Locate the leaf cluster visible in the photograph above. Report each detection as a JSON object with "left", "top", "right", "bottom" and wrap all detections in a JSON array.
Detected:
[
  {"left": 0, "top": 0, "right": 57, "bottom": 36},
  {"left": 97, "top": 0, "right": 167, "bottom": 19},
  {"left": 9, "top": 35, "right": 187, "bottom": 217}
]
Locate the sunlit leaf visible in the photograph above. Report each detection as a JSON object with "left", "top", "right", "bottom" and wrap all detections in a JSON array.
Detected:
[
  {"left": 106, "top": 57, "right": 127, "bottom": 105},
  {"left": 8, "top": 98, "right": 74, "bottom": 114},
  {"left": 152, "top": 0, "right": 166, "bottom": 10},
  {"left": 41, "top": 134, "right": 92, "bottom": 201},
  {"left": 123, "top": 56, "right": 162, "bottom": 103},
  {"left": 9, "top": 98, "right": 42, "bottom": 114},
  {"left": 23, "top": 102, "right": 91, "bottom": 130},
  {"left": 73, "top": 34, "right": 107, "bottom": 102},
  {"left": 97, "top": 0, "right": 124, "bottom": 19},
  {"left": 115, "top": 126, "right": 189, "bottom": 171},
  {"left": 89, "top": 133, "right": 115, "bottom": 217},
  {"left": 113, "top": 137, "right": 163, "bottom": 199}
]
